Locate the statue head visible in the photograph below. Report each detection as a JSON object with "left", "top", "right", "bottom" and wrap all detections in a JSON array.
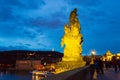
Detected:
[
  {"left": 69, "top": 8, "right": 78, "bottom": 26},
  {"left": 70, "top": 8, "right": 77, "bottom": 18}
]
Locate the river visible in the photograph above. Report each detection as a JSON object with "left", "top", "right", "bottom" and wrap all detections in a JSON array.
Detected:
[{"left": 0, "top": 71, "right": 45, "bottom": 80}]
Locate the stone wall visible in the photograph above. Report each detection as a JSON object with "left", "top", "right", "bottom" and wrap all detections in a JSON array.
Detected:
[{"left": 45, "top": 65, "right": 94, "bottom": 80}]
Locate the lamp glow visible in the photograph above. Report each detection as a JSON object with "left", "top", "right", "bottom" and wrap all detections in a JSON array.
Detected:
[{"left": 91, "top": 50, "right": 96, "bottom": 55}]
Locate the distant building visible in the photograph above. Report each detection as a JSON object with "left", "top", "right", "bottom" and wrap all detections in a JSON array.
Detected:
[
  {"left": 102, "top": 50, "right": 114, "bottom": 61},
  {"left": 0, "top": 50, "right": 63, "bottom": 70},
  {"left": 16, "top": 60, "right": 41, "bottom": 70},
  {"left": 116, "top": 53, "right": 120, "bottom": 59}
]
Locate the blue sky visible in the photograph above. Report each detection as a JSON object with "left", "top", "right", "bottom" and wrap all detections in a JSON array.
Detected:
[{"left": 0, "top": 0, "right": 120, "bottom": 55}]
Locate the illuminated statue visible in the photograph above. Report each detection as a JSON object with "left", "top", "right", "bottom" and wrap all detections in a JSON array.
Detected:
[
  {"left": 55, "top": 8, "right": 85, "bottom": 74},
  {"left": 61, "top": 8, "right": 83, "bottom": 61}
]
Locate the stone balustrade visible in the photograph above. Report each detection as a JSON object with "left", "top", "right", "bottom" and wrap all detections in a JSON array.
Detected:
[{"left": 45, "top": 65, "right": 94, "bottom": 80}]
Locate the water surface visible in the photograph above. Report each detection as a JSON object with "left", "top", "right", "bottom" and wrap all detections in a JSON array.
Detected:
[{"left": 0, "top": 71, "right": 44, "bottom": 80}]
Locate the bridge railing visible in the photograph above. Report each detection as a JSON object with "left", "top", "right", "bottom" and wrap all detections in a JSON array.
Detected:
[{"left": 45, "top": 65, "right": 94, "bottom": 80}]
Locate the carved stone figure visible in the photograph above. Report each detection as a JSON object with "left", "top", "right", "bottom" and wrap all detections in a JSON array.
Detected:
[{"left": 61, "top": 8, "right": 83, "bottom": 61}]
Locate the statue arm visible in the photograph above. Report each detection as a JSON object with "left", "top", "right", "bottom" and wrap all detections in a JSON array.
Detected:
[
  {"left": 80, "top": 37, "right": 83, "bottom": 44},
  {"left": 61, "top": 38, "right": 64, "bottom": 47}
]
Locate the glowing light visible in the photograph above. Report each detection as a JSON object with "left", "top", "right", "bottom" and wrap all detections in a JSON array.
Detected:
[
  {"left": 102, "top": 50, "right": 114, "bottom": 61},
  {"left": 91, "top": 50, "right": 96, "bottom": 55},
  {"left": 52, "top": 48, "right": 54, "bottom": 52}
]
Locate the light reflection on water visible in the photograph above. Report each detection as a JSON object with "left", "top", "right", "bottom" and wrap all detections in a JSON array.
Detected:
[
  {"left": 0, "top": 71, "right": 45, "bottom": 80},
  {"left": 32, "top": 74, "right": 45, "bottom": 80}
]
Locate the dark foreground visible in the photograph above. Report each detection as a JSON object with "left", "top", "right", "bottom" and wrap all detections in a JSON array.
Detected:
[{"left": 97, "top": 68, "right": 120, "bottom": 80}]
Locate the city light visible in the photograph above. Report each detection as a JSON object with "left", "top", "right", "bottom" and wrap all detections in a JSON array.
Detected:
[{"left": 91, "top": 50, "right": 96, "bottom": 55}]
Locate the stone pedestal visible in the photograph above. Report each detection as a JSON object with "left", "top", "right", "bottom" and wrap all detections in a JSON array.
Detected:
[
  {"left": 55, "top": 61, "right": 86, "bottom": 74},
  {"left": 62, "top": 56, "right": 83, "bottom": 62}
]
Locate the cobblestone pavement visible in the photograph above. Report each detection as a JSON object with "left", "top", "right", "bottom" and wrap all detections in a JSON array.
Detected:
[{"left": 97, "top": 68, "right": 120, "bottom": 80}]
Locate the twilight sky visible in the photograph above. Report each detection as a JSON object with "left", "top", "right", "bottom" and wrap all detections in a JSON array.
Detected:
[{"left": 0, "top": 0, "right": 120, "bottom": 55}]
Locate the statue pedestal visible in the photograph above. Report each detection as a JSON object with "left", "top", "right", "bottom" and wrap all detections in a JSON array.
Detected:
[
  {"left": 55, "top": 56, "right": 86, "bottom": 74},
  {"left": 62, "top": 55, "right": 84, "bottom": 61},
  {"left": 55, "top": 60, "right": 86, "bottom": 74}
]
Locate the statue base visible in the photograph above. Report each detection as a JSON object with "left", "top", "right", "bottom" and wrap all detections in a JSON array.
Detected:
[
  {"left": 55, "top": 59, "right": 86, "bottom": 74},
  {"left": 62, "top": 56, "right": 84, "bottom": 61}
]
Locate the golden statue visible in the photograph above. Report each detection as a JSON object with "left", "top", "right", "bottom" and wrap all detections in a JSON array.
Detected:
[
  {"left": 55, "top": 8, "right": 85, "bottom": 74},
  {"left": 61, "top": 8, "right": 83, "bottom": 61}
]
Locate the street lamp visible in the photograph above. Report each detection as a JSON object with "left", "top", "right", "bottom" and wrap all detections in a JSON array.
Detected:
[
  {"left": 91, "top": 50, "right": 96, "bottom": 56},
  {"left": 90, "top": 50, "right": 96, "bottom": 64}
]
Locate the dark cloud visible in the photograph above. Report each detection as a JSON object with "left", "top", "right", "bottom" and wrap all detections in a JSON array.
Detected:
[
  {"left": 0, "top": 0, "right": 21, "bottom": 7},
  {"left": 0, "top": 45, "right": 27, "bottom": 51},
  {"left": 37, "top": 43, "right": 47, "bottom": 48},
  {"left": 51, "top": 12, "right": 67, "bottom": 20},
  {"left": 0, "top": 7, "right": 15, "bottom": 21},
  {"left": 28, "top": 17, "right": 64, "bottom": 28},
  {"left": 68, "top": 0, "right": 101, "bottom": 6},
  {"left": 0, "top": 9, "right": 44, "bottom": 39},
  {"left": 23, "top": 29, "right": 37, "bottom": 39},
  {"left": 0, "top": 0, "right": 45, "bottom": 22},
  {"left": 0, "top": 46, "right": 10, "bottom": 51},
  {"left": 0, "top": 25, "right": 18, "bottom": 38},
  {"left": 18, "top": 0, "right": 45, "bottom": 9},
  {"left": 0, "top": 23, "right": 39, "bottom": 39},
  {"left": 9, "top": 45, "right": 27, "bottom": 50},
  {"left": 24, "top": 44, "right": 31, "bottom": 47},
  {"left": 0, "top": 0, "right": 120, "bottom": 55},
  {"left": 0, "top": 0, "right": 45, "bottom": 9},
  {"left": 18, "top": 43, "right": 31, "bottom": 47}
]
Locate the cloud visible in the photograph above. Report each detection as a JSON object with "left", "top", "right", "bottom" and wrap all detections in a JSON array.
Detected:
[
  {"left": 0, "top": 0, "right": 21, "bottom": 7},
  {"left": 0, "top": 45, "right": 27, "bottom": 51},
  {"left": 67, "top": 0, "right": 101, "bottom": 6},
  {"left": 0, "top": 0, "right": 45, "bottom": 9},
  {"left": 37, "top": 43, "right": 47, "bottom": 48},
  {"left": 0, "top": 46, "right": 10, "bottom": 51},
  {"left": 0, "top": 7, "right": 15, "bottom": 21},
  {"left": 25, "top": 17, "right": 65, "bottom": 28},
  {"left": 51, "top": 11, "right": 68, "bottom": 20},
  {"left": 0, "top": 0, "right": 120, "bottom": 55}
]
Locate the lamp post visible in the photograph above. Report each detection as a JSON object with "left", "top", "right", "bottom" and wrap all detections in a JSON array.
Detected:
[
  {"left": 90, "top": 50, "right": 96, "bottom": 64},
  {"left": 91, "top": 50, "right": 96, "bottom": 58}
]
